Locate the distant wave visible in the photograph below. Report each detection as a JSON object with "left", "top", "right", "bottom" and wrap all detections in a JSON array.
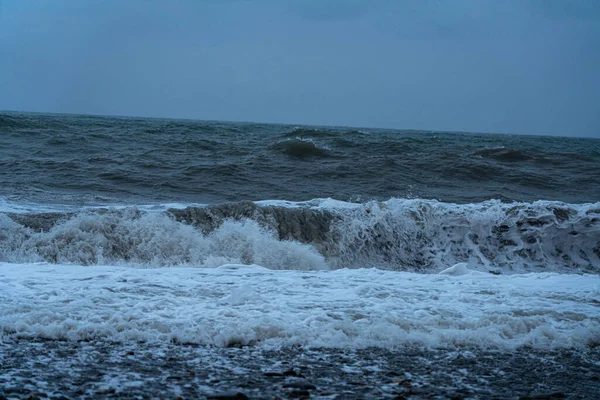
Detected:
[
  {"left": 0, "top": 113, "right": 67, "bottom": 131},
  {"left": 270, "top": 138, "right": 331, "bottom": 158},
  {"left": 280, "top": 127, "right": 367, "bottom": 139},
  {"left": 0, "top": 114, "right": 37, "bottom": 130},
  {"left": 471, "top": 146, "right": 597, "bottom": 165},
  {"left": 473, "top": 147, "right": 533, "bottom": 162},
  {"left": 3, "top": 198, "right": 599, "bottom": 274},
  {"left": 281, "top": 127, "right": 332, "bottom": 138}
]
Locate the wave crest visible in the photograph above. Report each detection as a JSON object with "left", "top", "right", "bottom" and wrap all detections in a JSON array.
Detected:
[
  {"left": 1, "top": 210, "right": 326, "bottom": 270},
  {"left": 3, "top": 199, "right": 599, "bottom": 274}
]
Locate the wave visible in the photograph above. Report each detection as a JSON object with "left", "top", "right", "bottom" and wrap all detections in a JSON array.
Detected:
[
  {"left": 0, "top": 115, "right": 27, "bottom": 129},
  {"left": 0, "top": 113, "right": 69, "bottom": 131},
  {"left": 473, "top": 147, "right": 533, "bottom": 162},
  {"left": 280, "top": 127, "right": 369, "bottom": 140},
  {"left": 0, "top": 210, "right": 326, "bottom": 270},
  {"left": 2, "top": 198, "right": 599, "bottom": 274},
  {"left": 471, "top": 146, "right": 598, "bottom": 165},
  {"left": 281, "top": 127, "right": 333, "bottom": 138},
  {"left": 270, "top": 138, "right": 331, "bottom": 158}
]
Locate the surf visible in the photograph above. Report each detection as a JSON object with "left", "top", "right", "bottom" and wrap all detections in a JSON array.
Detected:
[{"left": 1, "top": 198, "right": 598, "bottom": 274}]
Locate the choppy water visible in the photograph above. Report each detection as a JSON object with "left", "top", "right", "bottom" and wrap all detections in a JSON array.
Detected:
[{"left": 1, "top": 112, "right": 599, "bottom": 206}]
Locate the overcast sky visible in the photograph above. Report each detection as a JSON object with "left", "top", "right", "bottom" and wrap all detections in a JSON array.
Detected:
[{"left": 0, "top": 0, "right": 599, "bottom": 136}]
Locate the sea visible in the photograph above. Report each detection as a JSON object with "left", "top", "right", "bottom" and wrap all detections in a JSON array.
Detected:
[{"left": 1, "top": 111, "right": 599, "bottom": 399}]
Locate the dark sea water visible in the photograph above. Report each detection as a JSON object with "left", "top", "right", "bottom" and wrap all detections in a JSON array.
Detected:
[{"left": 1, "top": 111, "right": 599, "bottom": 206}]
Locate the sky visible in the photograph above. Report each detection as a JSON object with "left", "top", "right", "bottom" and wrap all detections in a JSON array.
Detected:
[{"left": 0, "top": 0, "right": 599, "bottom": 137}]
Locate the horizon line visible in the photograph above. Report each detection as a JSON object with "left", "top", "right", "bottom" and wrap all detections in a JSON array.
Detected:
[{"left": 1, "top": 108, "right": 598, "bottom": 140}]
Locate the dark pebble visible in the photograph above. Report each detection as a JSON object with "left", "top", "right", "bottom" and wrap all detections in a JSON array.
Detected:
[
  {"left": 95, "top": 388, "right": 116, "bottom": 395},
  {"left": 283, "top": 381, "right": 317, "bottom": 390},
  {"left": 4, "top": 388, "right": 30, "bottom": 395},
  {"left": 286, "top": 389, "right": 310, "bottom": 398},
  {"left": 519, "top": 393, "right": 567, "bottom": 400},
  {"left": 397, "top": 379, "right": 412, "bottom": 388},
  {"left": 495, "top": 224, "right": 511, "bottom": 233},
  {"left": 348, "top": 380, "right": 367, "bottom": 386},
  {"left": 206, "top": 392, "right": 249, "bottom": 400}
]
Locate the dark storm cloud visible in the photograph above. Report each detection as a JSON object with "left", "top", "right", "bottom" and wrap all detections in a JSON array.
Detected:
[{"left": 0, "top": 0, "right": 598, "bottom": 137}]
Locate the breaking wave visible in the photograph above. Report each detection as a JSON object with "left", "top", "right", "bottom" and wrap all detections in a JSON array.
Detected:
[{"left": 2, "top": 198, "right": 599, "bottom": 274}]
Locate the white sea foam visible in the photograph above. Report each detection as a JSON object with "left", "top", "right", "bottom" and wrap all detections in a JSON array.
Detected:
[
  {"left": 0, "top": 196, "right": 208, "bottom": 214},
  {"left": 255, "top": 198, "right": 362, "bottom": 209},
  {"left": 0, "top": 262, "right": 598, "bottom": 350},
  {"left": 0, "top": 212, "right": 326, "bottom": 270},
  {"left": 0, "top": 198, "right": 74, "bottom": 214}
]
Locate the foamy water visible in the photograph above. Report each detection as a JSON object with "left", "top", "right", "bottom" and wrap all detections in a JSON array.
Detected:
[{"left": 1, "top": 262, "right": 598, "bottom": 350}]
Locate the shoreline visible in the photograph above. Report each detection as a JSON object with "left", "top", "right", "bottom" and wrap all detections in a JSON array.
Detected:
[{"left": 1, "top": 339, "right": 598, "bottom": 399}]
